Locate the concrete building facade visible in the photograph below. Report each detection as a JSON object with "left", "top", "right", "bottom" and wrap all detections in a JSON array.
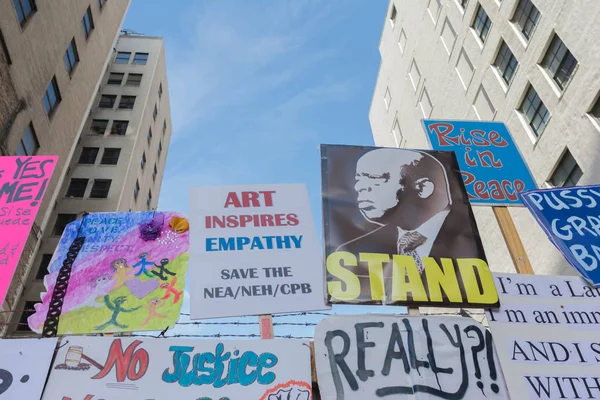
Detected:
[
  {"left": 370, "top": 0, "right": 600, "bottom": 276},
  {"left": 6, "top": 33, "right": 173, "bottom": 335},
  {"left": 0, "top": 0, "right": 131, "bottom": 332}
]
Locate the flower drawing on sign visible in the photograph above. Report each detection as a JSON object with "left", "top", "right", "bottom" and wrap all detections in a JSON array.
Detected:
[{"left": 27, "top": 211, "right": 190, "bottom": 334}]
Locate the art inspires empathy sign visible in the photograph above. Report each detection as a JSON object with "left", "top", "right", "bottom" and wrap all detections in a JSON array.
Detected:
[
  {"left": 28, "top": 211, "right": 189, "bottom": 334},
  {"left": 520, "top": 185, "right": 600, "bottom": 286},
  {"left": 0, "top": 156, "right": 57, "bottom": 305},
  {"left": 0, "top": 338, "right": 57, "bottom": 399},
  {"left": 189, "top": 184, "right": 328, "bottom": 319},
  {"left": 314, "top": 315, "right": 508, "bottom": 400},
  {"left": 485, "top": 273, "right": 600, "bottom": 400},
  {"left": 321, "top": 144, "right": 498, "bottom": 308},
  {"left": 422, "top": 120, "right": 536, "bottom": 205},
  {"left": 42, "top": 337, "right": 312, "bottom": 400}
]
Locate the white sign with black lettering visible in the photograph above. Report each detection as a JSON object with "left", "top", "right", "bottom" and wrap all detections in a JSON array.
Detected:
[
  {"left": 314, "top": 314, "right": 509, "bottom": 399},
  {"left": 486, "top": 273, "right": 600, "bottom": 400}
]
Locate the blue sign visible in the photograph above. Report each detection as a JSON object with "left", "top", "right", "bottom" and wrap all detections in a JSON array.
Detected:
[
  {"left": 422, "top": 120, "right": 537, "bottom": 205},
  {"left": 521, "top": 185, "right": 600, "bottom": 286}
]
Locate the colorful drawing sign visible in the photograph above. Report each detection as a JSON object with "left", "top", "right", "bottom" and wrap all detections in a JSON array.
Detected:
[
  {"left": 321, "top": 145, "right": 498, "bottom": 308},
  {"left": 486, "top": 273, "right": 600, "bottom": 399},
  {"left": 189, "top": 184, "right": 329, "bottom": 319},
  {"left": 0, "top": 338, "right": 57, "bottom": 399},
  {"left": 422, "top": 120, "right": 537, "bottom": 205},
  {"left": 42, "top": 336, "right": 312, "bottom": 400},
  {"left": 28, "top": 211, "right": 189, "bottom": 334},
  {"left": 314, "top": 315, "right": 508, "bottom": 399},
  {"left": 0, "top": 156, "right": 57, "bottom": 305},
  {"left": 521, "top": 185, "right": 600, "bottom": 286}
]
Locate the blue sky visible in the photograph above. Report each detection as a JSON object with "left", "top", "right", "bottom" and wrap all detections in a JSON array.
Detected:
[{"left": 124, "top": 0, "right": 405, "bottom": 338}]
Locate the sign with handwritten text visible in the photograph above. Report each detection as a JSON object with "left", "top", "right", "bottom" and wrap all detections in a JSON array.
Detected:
[
  {"left": 42, "top": 336, "right": 312, "bottom": 400},
  {"left": 315, "top": 314, "right": 508, "bottom": 400},
  {"left": 521, "top": 185, "right": 600, "bottom": 286},
  {"left": 423, "top": 120, "right": 536, "bottom": 205},
  {"left": 0, "top": 338, "right": 57, "bottom": 399},
  {"left": 0, "top": 155, "right": 57, "bottom": 305},
  {"left": 28, "top": 211, "right": 189, "bottom": 334},
  {"left": 486, "top": 273, "right": 600, "bottom": 399},
  {"left": 189, "top": 184, "right": 328, "bottom": 319}
]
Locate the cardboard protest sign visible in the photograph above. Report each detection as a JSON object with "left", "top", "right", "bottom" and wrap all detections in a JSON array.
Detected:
[
  {"left": 486, "top": 273, "right": 600, "bottom": 400},
  {"left": 520, "top": 185, "right": 600, "bottom": 286},
  {"left": 314, "top": 314, "right": 508, "bottom": 399},
  {"left": 0, "top": 338, "right": 57, "bottom": 399},
  {"left": 422, "top": 120, "right": 536, "bottom": 205},
  {"left": 28, "top": 211, "right": 189, "bottom": 334},
  {"left": 0, "top": 156, "right": 57, "bottom": 305},
  {"left": 189, "top": 184, "right": 328, "bottom": 319},
  {"left": 42, "top": 336, "right": 312, "bottom": 400},
  {"left": 321, "top": 144, "right": 497, "bottom": 308}
]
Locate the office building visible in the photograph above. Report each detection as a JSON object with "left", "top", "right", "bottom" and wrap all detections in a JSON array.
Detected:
[
  {"left": 0, "top": 0, "right": 131, "bottom": 334},
  {"left": 370, "top": 0, "right": 600, "bottom": 277}
]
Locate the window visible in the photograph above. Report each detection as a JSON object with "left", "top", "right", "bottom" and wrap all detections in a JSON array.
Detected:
[
  {"left": 590, "top": 96, "right": 600, "bottom": 123},
  {"left": 99, "top": 94, "right": 116, "bottom": 109},
  {"left": 141, "top": 152, "right": 146, "bottom": 169},
  {"left": 134, "top": 180, "right": 140, "bottom": 200},
  {"left": 53, "top": 214, "right": 77, "bottom": 236},
  {"left": 98, "top": 0, "right": 106, "bottom": 8},
  {"left": 66, "top": 178, "right": 88, "bottom": 198},
  {"left": 15, "top": 123, "right": 39, "bottom": 156},
  {"left": 63, "top": 38, "right": 79, "bottom": 75},
  {"left": 389, "top": 5, "right": 397, "bottom": 25},
  {"left": 126, "top": 73, "right": 142, "bottom": 86},
  {"left": 133, "top": 52, "right": 149, "bottom": 65},
  {"left": 42, "top": 76, "right": 61, "bottom": 116},
  {"left": 90, "top": 179, "right": 111, "bottom": 198},
  {"left": 158, "top": 83, "right": 163, "bottom": 98},
  {"left": 16, "top": 301, "right": 36, "bottom": 332},
  {"left": 163, "top": 119, "right": 167, "bottom": 134},
  {"left": 542, "top": 35, "right": 578, "bottom": 90},
  {"left": 147, "top": 189, "right": 152, "bottom": 207},
  {"left": 12, "top": 0, "right": 36, "bottom": 25},
  {"left": 153, "top": 164, "right": 158, "bottom": 181},
  {"left": 494, "top": 41, "right": 518, "bottom": 84},
  {"left": 115, "top": 52, "right": 131, "bottom": 63},
  {"left": 520, "top": 85, "right": 550, "bottom": 136},
  {"left": 107, "top": 73, "right": 124, "bottom": 85},
  {"left": 118, "top": 95, "right": 136, "bottom": 110},
  {"left": 153, "top": 104, "right": 158, "bottom": 120},
  {"left": 111, "top": 120, "right": 128, "bottom": 135},
  {"left": 0, "top": 29, "right": 12, "bottom": 65},
  {"left": 90, "top": 119, "right": 108, "bottom": 135},
  {"left": 35, "top": 254, "right": 52, "bottom": 280},
  {"left": 147, "top": 127, "right": 153, "bottom": 144},
  {"left": 101, "top": 148, "right": 120, "bottom": 165},
  {"left": 550, "top": 149, "right": 582, "bottom": 187},
  {"left": 472, "top": 5, "right": 491, "bottom": 42},
  {"left": 82, "top": 7, "right": 94, "bottom": 38},
  {"left": 158, "top": 140, "right": 162, "bottom": 157},
  {"left": 512, "top": 0, "right": 540, "bottom": 41},
  {"left": 78, "top": 147, "right": 99, "bottom": 164}
]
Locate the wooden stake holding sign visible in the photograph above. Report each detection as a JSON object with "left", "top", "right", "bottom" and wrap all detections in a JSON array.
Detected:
[{"left": 493, "top": 206, "right": 534, "bottom": 275}]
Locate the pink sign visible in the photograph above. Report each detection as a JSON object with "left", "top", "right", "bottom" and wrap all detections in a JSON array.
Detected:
[{"left": 0, "top": 156, "right": 57, "bottom": 305}]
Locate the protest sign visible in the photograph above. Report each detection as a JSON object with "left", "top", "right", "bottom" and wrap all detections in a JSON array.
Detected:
[
  {"left": 42, "top": 336, "right": 312, "bottom": 400},
  {"left": 314, "top": 314, "right": 508, "bottom": 399},
  {"left": 0, "top": 155, "right": 57, "bottom": 305},
  {"left": 422, "top": 120, "right": 536, "bottom": 205},
  {"left": 189, "top": 184, "right": 328, "bottom": 319},
  {"left": 28, "top": 211, "right": 189, "bottom": 335},
  {"left": 321, "top": 144, "right": 497, "bottom": 308},
  {"left": 520, "top": 185, "right": 600, "bottom": 286},
  {"left": 486, "top": 273, "right": 600, "bottom": 399},
  {"left": 0, "top": 337, "right": 57, "bottom": 399}
]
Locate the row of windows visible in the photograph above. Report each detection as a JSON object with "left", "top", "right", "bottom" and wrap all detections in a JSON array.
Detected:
[
  {"left": 90, "top": 118, "right": 128, "bottom": 135},
  {"left": 79, "top": 147, "right": 120, "bottom": 165},
  {"left": 66, "top": 178, "right": 111, "bottom": 199},
  {"left": 108, "top": 72, "right": 142, "bottom": 86},
  {"left": 99, "top": 94, "right": 136, "bottom": 110},
  {"left": 115, "top": 51, "right": 148, "bottom": 65},
  {"left": 132, "top": 181, "right": 153, "bottom": 208}
]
